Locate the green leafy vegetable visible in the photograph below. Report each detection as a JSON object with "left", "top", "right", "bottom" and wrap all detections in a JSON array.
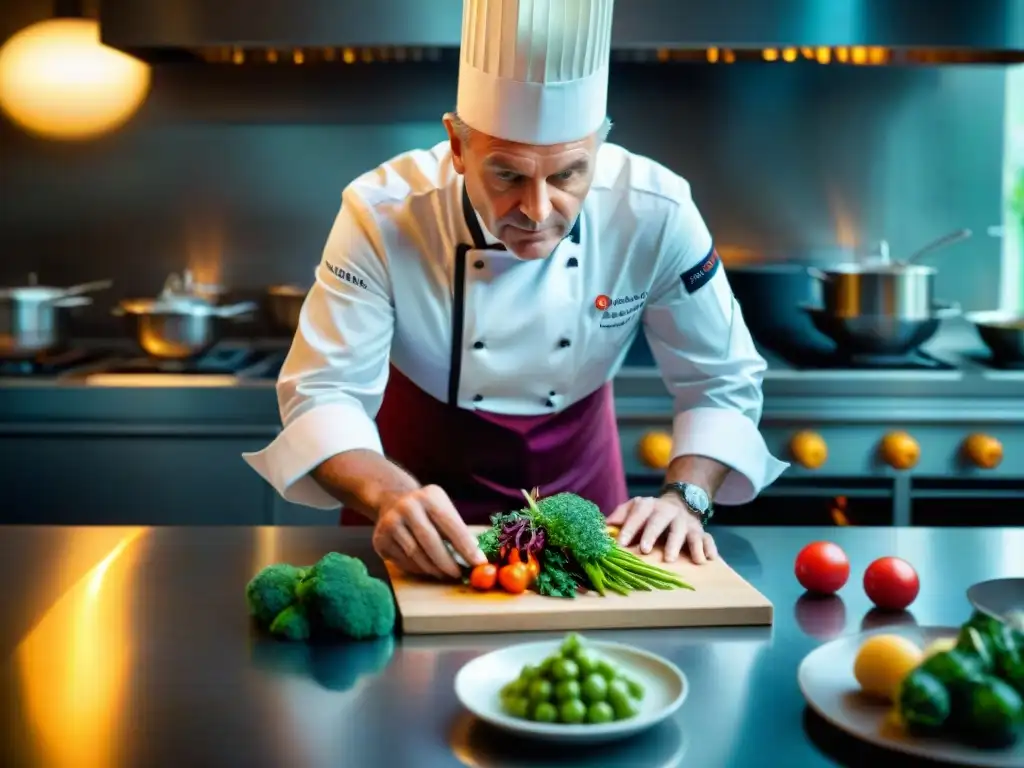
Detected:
[
  {"left": 534, "top": 548, "right": 579, "bottom": 599},
  {"left": 477, "top": 528, "right": 500, "bottom": 562}
]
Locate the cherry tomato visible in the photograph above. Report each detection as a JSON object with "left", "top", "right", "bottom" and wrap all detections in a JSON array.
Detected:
[
  {"left": 508, "top": 549, "right": 541, "bottom": 582},
  {"left": 863, "top": 556, "right": 919, "bottom": 611},
  {"left": 794, "top": 541, "right": 850, "bottom": 595},
  {"left": 469, "top": 563, "right": 497, "bottom": 591},
  {"left": 498, "top": 562, "right": 530, "bottom": 594}
]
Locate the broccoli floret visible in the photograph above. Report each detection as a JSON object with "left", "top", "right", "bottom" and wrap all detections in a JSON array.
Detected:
[
  {"left": 307, "top": 551, "right": 368, "bottom": 580},
  {"left": 529, "top": 492, "right": 612, "bottom": 562},
  {"left": 245, "top": 563, "right": 305, "bottom": 628},
  {"left": 297, "top": 553, "right": 396, "bottom": 640},
  {"left": 269, "top": 603, "right": 312, "bottom": 641}
]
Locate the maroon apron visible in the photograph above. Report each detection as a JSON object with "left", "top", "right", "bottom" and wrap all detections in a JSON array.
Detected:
[{"left": 340, "top": 184, "right": 629, "bottom": 526}]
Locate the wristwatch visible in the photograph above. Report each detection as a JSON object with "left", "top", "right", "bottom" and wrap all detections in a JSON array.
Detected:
[{"left": 659, "top": 482, "right": 714, "bottom": 527}]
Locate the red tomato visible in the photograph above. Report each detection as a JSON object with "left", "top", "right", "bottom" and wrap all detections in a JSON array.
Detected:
[
  {"left": 794, "top": 541, "right": 850, "bottom": 595},
  {"left": 863, "top": 556, "right": 919, "bottom": 611},
  {"left": 469, "top": 564, "right": 497, "bottom": 591}
]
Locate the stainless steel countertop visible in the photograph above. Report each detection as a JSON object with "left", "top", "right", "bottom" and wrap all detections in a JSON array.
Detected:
[{"left": 1, "top": 524, "right": 1020, "bottom": 768}]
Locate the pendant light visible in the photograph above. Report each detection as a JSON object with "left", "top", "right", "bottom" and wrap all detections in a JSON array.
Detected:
[{"left": 0, "top": 0, "right": 151, "bottom": 141}]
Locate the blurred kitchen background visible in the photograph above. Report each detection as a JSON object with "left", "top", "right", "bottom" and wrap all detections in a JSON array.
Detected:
[{"left": 1, "top": 0, "right": 1022, "bottom": 528}]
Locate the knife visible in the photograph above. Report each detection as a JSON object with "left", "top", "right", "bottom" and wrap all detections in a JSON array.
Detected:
[{"left": 444, "top": 540, "right": 471, "bottom": 570}]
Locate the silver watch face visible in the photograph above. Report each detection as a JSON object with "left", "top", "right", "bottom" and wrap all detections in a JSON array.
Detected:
[{"left": 683, "top": 484, "right": 710, "bottom": 512}]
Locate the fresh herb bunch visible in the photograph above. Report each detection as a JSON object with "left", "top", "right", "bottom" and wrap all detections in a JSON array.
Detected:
[{"left": 475, "top": 488, "right": 694, "bottom": 599}]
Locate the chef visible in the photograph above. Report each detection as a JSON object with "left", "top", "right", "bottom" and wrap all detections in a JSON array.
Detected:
[{"left": 243, "top": 0, "right": 788, "bottom": 581}]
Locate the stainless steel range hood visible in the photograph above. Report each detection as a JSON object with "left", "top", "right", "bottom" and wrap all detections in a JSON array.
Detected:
[{"left": 99, "top": 0, "right": 1023, "bottom": 61}]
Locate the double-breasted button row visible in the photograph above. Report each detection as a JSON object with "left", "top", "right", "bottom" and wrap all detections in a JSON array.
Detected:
[{"left": 470, "top": 338, "right": 570, "bottom": 351}]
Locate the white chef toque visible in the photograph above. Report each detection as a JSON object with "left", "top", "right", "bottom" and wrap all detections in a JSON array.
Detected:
[{"left": 455, "top": 0, "right": 615, "bottom": 146}]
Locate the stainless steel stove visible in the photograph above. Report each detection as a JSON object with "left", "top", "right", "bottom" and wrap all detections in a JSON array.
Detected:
[
  {"left": 616, "top": 327, "right": 1024, "bottom": 527},
  {"left": 0, "top": 342, "right": 287, "bottom": 385}
]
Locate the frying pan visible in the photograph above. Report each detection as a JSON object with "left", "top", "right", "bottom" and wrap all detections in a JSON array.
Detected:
[{"left": 726, "top": 263, "right": 837, "bottom": 358}]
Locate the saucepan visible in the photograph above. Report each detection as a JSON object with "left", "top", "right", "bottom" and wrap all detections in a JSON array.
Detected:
[
  {"left": 265, "top": 284, "right": 308, "bottom": 334},
  {"left": 964, "top": 310, "right": 1024, "bottom": 364},
  {"left": 114, "top": 272, "right": 256, "bottom": 360},
  {"left": 0, "top": 275, "right": 113, "bottom": 358},
  {"left": 807, "top": 228, "right": 973, "bottom": 320}
]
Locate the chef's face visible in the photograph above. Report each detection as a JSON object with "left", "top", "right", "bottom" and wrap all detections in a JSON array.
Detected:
[{"left": 445, "top": 118, "right": 597, "bottom": 260}]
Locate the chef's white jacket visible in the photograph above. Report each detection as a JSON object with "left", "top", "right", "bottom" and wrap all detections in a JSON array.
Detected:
[{"left": 243, "top": 140, "right": 789, "bottom": 509}]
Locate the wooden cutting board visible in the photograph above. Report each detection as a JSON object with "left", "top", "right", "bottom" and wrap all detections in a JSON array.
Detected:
[{"left": 385, "top": 526, "right": 773, "bottom": 635}]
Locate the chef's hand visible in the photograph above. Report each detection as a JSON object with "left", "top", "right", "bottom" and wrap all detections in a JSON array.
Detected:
[
  {"left": 607, "top": 495, "right": 718, "bottom": 564},
  {"left": 372, "top": 484, "right": 488, "bottom": 580}
]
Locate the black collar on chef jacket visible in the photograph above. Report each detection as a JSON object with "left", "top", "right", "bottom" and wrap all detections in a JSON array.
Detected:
[{"left": 448, "top": 183, "right": 582, "bottom": 406}]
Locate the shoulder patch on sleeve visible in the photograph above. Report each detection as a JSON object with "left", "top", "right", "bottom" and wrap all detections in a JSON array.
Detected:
[
  {"left": 324, "top": 259, "right": 369, "bottom": 290},
  {"left": 680, "top": 246, "right": 721, "bottom": 295}
]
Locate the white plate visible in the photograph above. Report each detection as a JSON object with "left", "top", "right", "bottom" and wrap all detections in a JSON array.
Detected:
[
  {"left": 454, "top": 639, "right": 688, "bottom": 745},
  {"left": 798, "top": 625, "right": 1024, "bottom": 768}
]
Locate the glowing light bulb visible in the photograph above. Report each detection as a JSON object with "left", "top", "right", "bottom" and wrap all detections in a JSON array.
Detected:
[{"left": 0, "top": 18, "right": 151, "bottom": 141}]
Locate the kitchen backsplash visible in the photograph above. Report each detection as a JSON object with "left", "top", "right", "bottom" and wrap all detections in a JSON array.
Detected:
[{"left": 0, "top": 5, "right": 1011, "bottom": 335}]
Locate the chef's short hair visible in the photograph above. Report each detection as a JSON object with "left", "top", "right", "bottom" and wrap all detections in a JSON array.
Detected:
[{"left": 446, "top": 111, "right": 613, "bottom": 145}]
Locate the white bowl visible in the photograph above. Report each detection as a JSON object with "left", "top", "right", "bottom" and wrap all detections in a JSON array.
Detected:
[{"left": 453, "top": 638, "right": 688, "bottom": 745}]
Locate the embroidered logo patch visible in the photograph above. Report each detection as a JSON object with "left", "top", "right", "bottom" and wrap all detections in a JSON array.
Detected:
[
  {"left": 680, "top": 246, "right": 721, "bottom": 295},
  {"left": 596, "top": 292, "right": 648, "bottom": 329},
  {"left": 324, "top": 260, "right": 368, "bottom": 290},
  {"left": 594, "top": 294, "right": 611, "bottom": 311}
]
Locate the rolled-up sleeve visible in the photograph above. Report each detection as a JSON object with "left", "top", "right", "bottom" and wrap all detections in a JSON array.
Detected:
[
  {"left": 242, "top": 188, "right": 394, "bottom": 509},
  {"left": 641, "top": 188, "right": 789, "bottom": 505}
]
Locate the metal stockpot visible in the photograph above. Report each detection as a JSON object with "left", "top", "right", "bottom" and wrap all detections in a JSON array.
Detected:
[
  {"left": 808, "top": 263, "right": 937, "bottom": 319},
  {"left": 807, "top": 228, "right": 971, "bottom": 320},
  {"left": 0, "top": 278, "right": 112, "bottom": 358}
]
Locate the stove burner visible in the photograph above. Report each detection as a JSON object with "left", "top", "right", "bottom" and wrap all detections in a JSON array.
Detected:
[
  {"left": 0, "top": 347, "right": 111, "bottom": 377},
  {"left": 99, "top": 346, "right": 265, "bottom": 375},
  {"left": 778, "top": 348, "right": 956, "bottom": 371}
]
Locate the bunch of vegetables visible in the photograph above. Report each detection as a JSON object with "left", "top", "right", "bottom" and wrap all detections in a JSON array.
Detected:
[
  {"left": 468, "top": 489, "right": 694, "bottom": 598},
  {"left": 245, "top": 552, "right": 395, "bottom": 641},
  {"left": 868, "top": 610, "right": 1024, "bottom": 749}
]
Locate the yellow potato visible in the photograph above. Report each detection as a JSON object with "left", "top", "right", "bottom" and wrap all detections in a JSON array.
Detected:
[{"left": 853, "top": 634, "right": 924, "bottom": 702}]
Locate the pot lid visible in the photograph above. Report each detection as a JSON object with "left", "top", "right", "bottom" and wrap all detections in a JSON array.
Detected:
[
  {"left": 0, "top": 285, "right": 70, "bottom": 300},
  {"left": 119, "top": 296, "right": 223, "bottom": 315}
]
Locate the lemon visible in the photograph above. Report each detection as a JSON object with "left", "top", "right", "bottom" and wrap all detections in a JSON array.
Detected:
[{"left": 853, "top": 634, "right": 924, "bottom": 702}]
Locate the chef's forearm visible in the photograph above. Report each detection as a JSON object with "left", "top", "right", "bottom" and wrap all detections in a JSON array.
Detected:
[
  {"left": 310, "top": 450, "right": 421, "bottom": 522},
  {"left": 664, "top": 455, "right": 730, "bottom": 498}
]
